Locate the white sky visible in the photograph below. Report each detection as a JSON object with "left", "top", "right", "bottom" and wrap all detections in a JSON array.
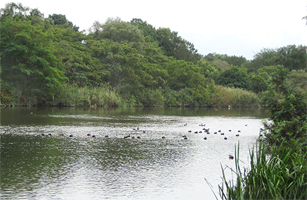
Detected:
[{"left": 1, "top": 0, "right": 306, "bottom": 60}]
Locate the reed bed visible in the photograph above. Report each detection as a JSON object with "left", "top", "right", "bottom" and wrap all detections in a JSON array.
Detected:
[
  {"left": 218, "top": 141, "right": 307, "bottom": 200},
  {"left": 53, "top": 84, "right": 123, "bottom": 107}
]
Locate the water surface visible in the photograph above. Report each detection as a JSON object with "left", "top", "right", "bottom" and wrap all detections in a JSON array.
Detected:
[{"left": 1, "top": 107, "right": 268, "bottom": 199}]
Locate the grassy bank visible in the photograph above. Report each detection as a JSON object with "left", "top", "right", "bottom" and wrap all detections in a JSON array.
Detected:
[{"left": 1, "top": 84, "right": 260, "bottom": 108}]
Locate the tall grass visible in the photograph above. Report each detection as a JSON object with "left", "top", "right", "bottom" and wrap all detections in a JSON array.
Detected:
[
  {"left": 52, "top": 84, "right": 124, "bottom": 107},
  {"left": 210, "top": 85, "right": 260, "bottom": 108},
  {"left": 219, "top": 141, "right": 307, "bottom": 199}
]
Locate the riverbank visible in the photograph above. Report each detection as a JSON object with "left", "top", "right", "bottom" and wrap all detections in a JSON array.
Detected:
[{"left": 1, "top": 85, "right": 260, "bottom": 108}]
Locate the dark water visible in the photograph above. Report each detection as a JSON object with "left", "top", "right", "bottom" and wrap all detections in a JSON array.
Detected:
[{"left": 0, "top": 107, "right": 268, "bottom": 199}]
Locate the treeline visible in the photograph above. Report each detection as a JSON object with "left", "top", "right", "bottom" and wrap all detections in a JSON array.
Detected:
[{"left": 1, "top": 3, "right": 306, "bottom": 107}]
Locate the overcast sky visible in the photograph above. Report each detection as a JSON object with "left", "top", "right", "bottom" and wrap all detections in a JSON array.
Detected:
[{"left": 1, "top": 0, "right": 306, "bottom": 60}]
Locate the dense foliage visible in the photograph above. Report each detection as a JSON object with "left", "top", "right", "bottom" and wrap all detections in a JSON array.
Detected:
[
  {"left": 218, "top": 60, "right": 307, "bottom": 199},
  {"left": 1, "top": 2, "right": 306, "bottom": 107}
]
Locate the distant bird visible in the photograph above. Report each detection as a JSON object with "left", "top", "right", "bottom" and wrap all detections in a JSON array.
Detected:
[
  {"left": 48, "top": 133, "right": 52, "bottom": 136},
  {"left": 184, "top": 123, "right": 187, "bottom": 126},
  {"left": 218, "top": 130, "right": 221, "bottom": 132},
  {"left": 194, "top": 131, "right": 198, "bottom": 134},
  {"left": 238, "top": 130, "right": 241, "bottom": 132},
  {"left": 87, "top": 133, "right": 91, "bottom": 136},
  {"left": 236, "top": 134, "right": 239, "bottom": 137},
  {"left": 92, "top": 135, "right": 95, "bottom": 138},
  {"left": 214, "top": 132, "right": 217, "bottom": 134},
  {"left": 124, "top": 134, "right": 130, "bottom": 139},
  {"left": 224, "top": 137, "right": 227, "bottom": 140},
  {"left": 183, "top": 136, "right": 188, "bottom": 140},
  {"left": 204, "top": 137, "right": 207, "bottom": 140},
  {"left": 132, "top": 136, "right": 135, "bottom": 139},
  {"left": 60, "top": 133, "right": 64, "bottom": 136},
  {"left": 229, "top": 130, "right": 231, "bottom": 132},
  {"left": 143, "top": 131, "right": 146, "bottom": 133},
  {"left": 105, "top": 135, "right": 109, "bottom": 138},
  {"left": 137, "top": 136, "right": 141, "bottom": 139},
  {"left": 162, "top": 136, "right": 166, "bottom": 139},
  {"left": 229, "top": 155, "right": 234, "bottom": 159},
  {"left": 199, "top": 131, "right": 202, "bottom": 133},
  {"left": 41, "top": 133, "right": 45, "bottom": 136},
  {"left": 188, "top": 130, "right": 192, "bottom": 132},
  {"left": 221, "top": 133, "right": 225, "bottom": 135},
  {"left": 69, "top": 134, "right": 73, "bottom": 137},
  {"left": 245, "top": 124, "right": 248, "bottom": 126}
]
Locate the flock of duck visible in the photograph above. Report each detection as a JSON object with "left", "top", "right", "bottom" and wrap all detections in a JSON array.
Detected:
[
  {"left": 40, "top": 123, "right": 245, "bottom": 140},
  {"left": 40, "top": 123, "right": 250, "bottom": 160}
]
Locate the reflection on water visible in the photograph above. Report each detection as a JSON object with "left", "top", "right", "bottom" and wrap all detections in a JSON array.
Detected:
[{"left": 0, "top": 107, "right": 268, "bottom": 199}]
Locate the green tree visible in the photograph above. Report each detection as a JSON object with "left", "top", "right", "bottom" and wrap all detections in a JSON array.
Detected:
[
  {"left": 217, "top": 66, "right": 249, "bottom": 89},
  {"left": 262, "top": 65, "right": 307, "bottom": 147},
  {"left": 156, "top": 28, "right": 201, "bottom": 63},
  {"left": 48, "top": 14, "right": 79, "bottom": 31},
  {"left": 130, "top": 18, "right": 157, "bottom": 43},
  {"left": 90, "top": 17, "right": 145, "bottom": 51},
  {"left": 1, "top": 16, "right": 67, "bottom": 103}
]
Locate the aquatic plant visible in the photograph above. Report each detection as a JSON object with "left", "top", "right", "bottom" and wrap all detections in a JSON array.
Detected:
[{"left": 218, "top": 142, "right": 307, "bottom": 200}]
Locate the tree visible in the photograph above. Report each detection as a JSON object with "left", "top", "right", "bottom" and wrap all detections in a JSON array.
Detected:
[
  {"left": 1, "top": 16, "right": 67, "bottom": 103},
  {"left": 156, "top": 28, "right": 201, "bottom": 63},
  {"left": 48, "top": 14, "right": 79, "bottom": 31},
  {"left": 217, "top": 66, "right": 249, "bottom": 89},
  {"left": 0, "top": 2, "right": 30, "bottom": 21},
  {"left": 130, "top": 18, "right": 157, "bottom": 43},
  {"left": 89, "top": 17, "right": 145, "bottom": 51},
  {"left": 261, "top": 65, "right": 307, "bottom": 147}
]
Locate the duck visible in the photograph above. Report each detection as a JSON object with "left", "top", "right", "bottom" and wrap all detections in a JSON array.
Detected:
[
  {"left": 229, "top": 155, "right": 234, "bottom": 159},
  {"left": 124, "top": 134, "right": 130, "bottom": 139}
]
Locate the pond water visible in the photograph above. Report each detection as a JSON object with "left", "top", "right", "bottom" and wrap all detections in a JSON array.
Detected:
[{"left": 0, "top": 107, "right": 268, "bottom": 200}]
